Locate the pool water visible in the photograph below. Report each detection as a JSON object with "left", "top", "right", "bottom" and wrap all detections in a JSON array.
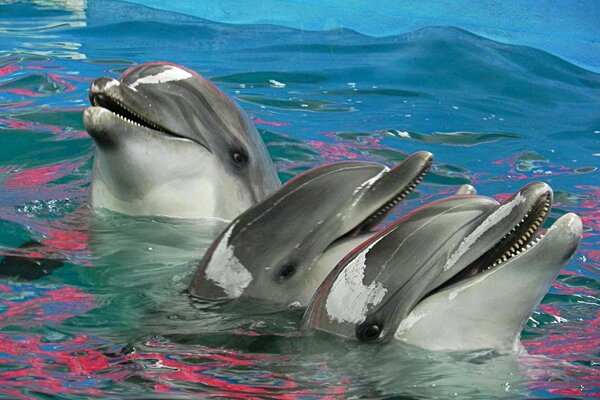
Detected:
[{"left": 0, "top": 1, "right": 598, "bottom": 398}]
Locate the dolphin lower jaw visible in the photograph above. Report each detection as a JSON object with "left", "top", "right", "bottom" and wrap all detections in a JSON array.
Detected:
[
  {"left": 91, "top": 93, "right": 171, "bottom": 133},
  {"left": 83, "top": 106, "right": 197, "bottom": 150}
]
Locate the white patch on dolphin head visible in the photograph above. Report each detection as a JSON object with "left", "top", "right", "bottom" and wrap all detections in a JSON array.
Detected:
[
  {"left": 347, "top": 166, "right": 390, "bottom": 213},
  {"left": 204, "top": 222, "right": 252, "bottom": 297},
  {"left": 352, "top": 167, "right": 389, "bottom": 196},
  {"left": 129, "top": 66, "right": 193, "bottom": 91},
  {"left": 92, "top": 79, "right": 119, "bottom": 93},
  {"left": 443, "top": 193, "right": 526, "bottom": 271},
  {"left": 325, "top": 237, "right": 387, "bottom": 324}
]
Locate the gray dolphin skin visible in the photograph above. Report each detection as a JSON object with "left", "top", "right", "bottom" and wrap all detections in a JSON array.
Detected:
[
  {"left": 189, "top": 151, "right": 433, "bottom": 306},
  {"left": 303, "top": 182, "right": 582, "bottom": 351},
  {"left": 83, "top": 62, "right": 280, "bottom": 219}
]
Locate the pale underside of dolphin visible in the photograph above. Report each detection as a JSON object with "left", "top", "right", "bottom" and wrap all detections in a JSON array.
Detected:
[
  {"left": 303, "top": 182, "right": 582, "bottom": 352},
  {"left": 83, "top": 62, "right": 280, "bottom": 219}
]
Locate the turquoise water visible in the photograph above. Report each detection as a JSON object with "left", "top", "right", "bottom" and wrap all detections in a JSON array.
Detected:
[{"left": 0, "top": 1, "right": 599, "bottom": 398}]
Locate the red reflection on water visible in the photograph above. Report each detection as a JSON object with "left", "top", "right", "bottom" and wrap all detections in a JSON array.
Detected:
[
  {"left": 0, "top": 64, "right": 19, "bottom": 77},
  {"left": 523, "top": 309, "right": 600, "bottom": 396},
  {"left": 254, "top": 118, "right": 291, "bottom": 127},
  {"left": 128, "top": 343, "right": 348, "bottom": 399},
  {"left": 0, "top": 332, "right": 348, "bottom": 399},
  {"left": 4, "top": 164, "right": 66, "bottom": 188},
  {"left": 308, "top": 140, "right": 361, "bottom": 161},
  {"left": 552, "top": 281, "right": 597, "bottom": 296},
  {"left": 0, "top": 115, "right": 88, "bottom": 139},
  {"left": 3, "top": 161, "right": 81, "bottom": 189},
  {"left": 47, "top": 73, "right": 77, "bottom": 93},
  {"left": 0, "top": 334, "right": 126, "bottom": 399},
  {"left": 43, "top": 228, "right": 88, "bottom": 252},
  {"left": 537, "top": 304, "right": 562, "bottom": 317},
  {"left": 0, "top": 116, "right": 63, "bottom": 134},
  {"left": 0, "top": 286, "right": 94, "bottom": 326},
  {"left": 489, "top": 154, "right": 582, "bottom": 182},
  {"left": 0, "top": 101, "right": 35, "bottom": 110},
  {"left": 0, "top": 88, "right": 40, "bottom": 97}
]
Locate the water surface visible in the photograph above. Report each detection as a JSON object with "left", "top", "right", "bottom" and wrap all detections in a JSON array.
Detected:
[{"left": 0, "top": 2, "right": 598, "bottom": 398}]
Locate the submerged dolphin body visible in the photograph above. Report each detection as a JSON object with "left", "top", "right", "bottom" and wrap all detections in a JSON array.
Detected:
[
  {"left": 189, "top": 151, "right": 433, "bottom": 306},
  {"left": 303, "top": 183, "right": 582, "bottom": 351},
  {"left": 83, "top": 62, "right": 280, "bottom": 219}
]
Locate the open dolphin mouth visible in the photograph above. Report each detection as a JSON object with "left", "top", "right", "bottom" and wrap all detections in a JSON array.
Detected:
[
  {"left": 353, "top": 156, "right": 433, "bottom": 234},
  {"left": 88, "top": 91, "right": 190, "bottom": 141},
  {"left": 428, "top": 190, "right": 552, "bottom": 295},
  {"left": 89, "top": 78, "right": 197, "bottom": 144}
]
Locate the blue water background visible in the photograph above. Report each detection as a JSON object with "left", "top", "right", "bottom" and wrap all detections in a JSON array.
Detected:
[{"left": 0, "top": 1, "right": 598, "bottom": 398}]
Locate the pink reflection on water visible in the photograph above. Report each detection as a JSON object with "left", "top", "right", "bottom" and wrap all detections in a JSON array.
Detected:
[
  {"left": 0, "top": 332, "right": 349, "bottom": 399},
  {"left": 42, "top": 228, "right": 88, "bottom": 252},
  {"left": 253, "top": 117, "right": 291, "bottom": 127},
  {"left": 0, "top": 64, "right": 19, "bottom": 77},
  {"left": 0, "top": 101, "right": 35, "bottom": 110},
  {"left": 3, "top": 160, "right": 83, "bottom": 189},
  {"left": 0, "top": 88, "right": 40, "bottom": 97},
  {"left": 522, "top": 297, "right": 599, "bottom": 397},
  {"left": 490, "top": 153, "right": 585, "bottom": 182},
  {"left": 0, "top": 286, "right": 95, "bottom": 326},
  {"left": 308, "top": 140, "right": 361, "bottom": 161},
  {"left": 0, "top": 116, "right": 63, "bottom": 134},
  {"left": 47, "top": 73, "right": 77, "bottom": 93},
  {"left": 0, "top": 113, "right": 88, "bottom": 139},
  {"left": 0, "top": 334, "right": 125, "bottom": 399},
  {"left": 129, "top": 340, "right": 349, "bottom": 399},
  {"left": 552, "top": 281, "right": 597, "bottom": 296}
]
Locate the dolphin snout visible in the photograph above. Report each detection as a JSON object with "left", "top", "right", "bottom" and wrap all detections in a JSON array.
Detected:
[
  {"left": 89, "top": 77, "right": 120, "bottom": 99},
  {"left": 517, "top": 181, "right": 553, "bottom": 203}
]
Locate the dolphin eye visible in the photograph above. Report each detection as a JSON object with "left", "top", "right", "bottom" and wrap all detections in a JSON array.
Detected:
[
  {"left": 356, "top": 321, "right": 382, "bottom": 342},
  {"left": 277, "top": 263, "right": 296, "bottom": 282},
  {"left": 232, "top": 151, "right": 248, "bottom": 165}
]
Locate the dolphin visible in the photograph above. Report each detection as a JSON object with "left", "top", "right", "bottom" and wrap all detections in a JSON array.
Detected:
[
  {"left": 303, "top": 182, "right": 582, "bottom": 352},
  {"left": 189, "top": 151, "right": 433, "bottom": 306},
  {"left": 83, "top": 62, "right": 280, "bottom": 219}
]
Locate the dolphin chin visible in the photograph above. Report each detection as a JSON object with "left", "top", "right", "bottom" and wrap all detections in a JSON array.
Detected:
[
  {"left": 303, "top": 182, "right": 582, "bottom": 351},
  {"left": 189, "top": 151, "right": 433, "bottom": 306},
  {"left": 83, "top": 62, "right": 280, "bottom": 219}
]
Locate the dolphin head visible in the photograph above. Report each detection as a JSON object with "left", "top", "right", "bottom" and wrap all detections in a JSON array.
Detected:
[
  {"left": 83, "top": 62, "right": 280, "bottom": 219},
  {"left": 189, "top": 151, "right": 433, "bottom": 306},
  {"left": 303, "top": 182, "right": 578, "bottom": 349},
  {"left": 393, "top": 212, "right": 582, "bottom": 351}
]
